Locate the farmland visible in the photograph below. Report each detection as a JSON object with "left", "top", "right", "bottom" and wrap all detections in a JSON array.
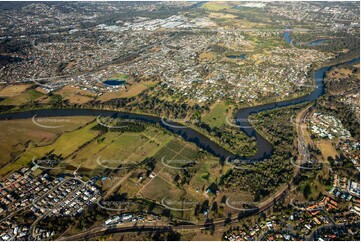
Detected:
[
  {"left": 0, "top": 89, "right": 43, "bottom": 106},
  {"left": 0, "top": 1, "right": 359, "bottom": 240},
  {"left": 0, "top": 116, "right": 95, "bottom": 169},
  {"left": 0, "top": 119, "right": 98, "bottom": 176}
]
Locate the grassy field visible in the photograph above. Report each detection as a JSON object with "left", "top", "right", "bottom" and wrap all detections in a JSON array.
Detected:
[
  {"left": 316, "top": 140, "right": 339, "bottom": 160},
  {"left": 55, "top": 85, "right": 95, "bottom": 104},
  {"left": 98, "top": 81, "right": 158, "bottom": 101},
  {"left": 153, "top": 138, "right": 198, "bottom": 171},
  {"left": 67, "top": 132, "right": 122, "bottom": 170},
  {"left": 202, "top": 100, "right": 232, "bottom": 128},
  {"left": 70, "top": 126, "right": 174, "bottom": 170},
  {"left": 0, "top": 116, "right": 95, "bottom": 168},
  {"left": 248, "top": 34, "right": 286, "bottom": 53},
  {"left": 189, "top": 156, "right": 231, "bottom": 194},
  {"left": 140, "top": 176, "right": 180, "bottom": 201},
  {"left": 0, "top": 84, "right": 32, "bottom": 97},
  {"left": 112, "top": 170, "right": 143, "bottom": 197},
  {"left": 137, "top": 137, "right": 220, "bottom": 208},
  {"left": 208, "top": 12, "right": 237, "bottom": 19},
  {"left": 203, "top": 2, "right": 232, "bottom": 11},
  {"left": 199, "top": 52, "right": 216, "bottom": 62},
  {"left": 109, "top": 73, "right": 130, "bottom": 80},
  {"left": 109, "top": 133, "right": 206, "bottom": 208},
  {"left": 0, "top": 120, "right": 99, "bottom": 176},
  {"left": 184, "top": 230, "right": 225, "bottom": 241},
  {"left": 0, "top": 89, "right": 43, "bottom": 106},
  {"left": 98, "top": 127, "right": 205, "bottom": 204}
]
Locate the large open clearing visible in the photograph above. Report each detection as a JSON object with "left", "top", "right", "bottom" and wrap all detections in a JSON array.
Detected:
[
  {"left": 0, "top": 89, "right": 43, "bottom": 106},
  {"left": 55, "top": 85, "right": 96, "bottom": 104},
  {"left": 97, "top": 81, "right": 158, "bottom": 101},
  {"left": 0, "top": 119, "right": 98, "bottom": 176},
  {"left": 203, "top": 2, "right": 232, "bottom": 11},
  {"left": 316, "top": 140, "right": 339, "bottom": 160},
  {"left": 202, "top": 100, "right": 232, "bottom": 128},
  {"left": 0, "top": 84, "right": 32, "bottom": 97},
  {"left": 68, "top": 126, "right": 174, "bottom": 171},
  {"left": 0, "top": 116, "right": 95, "bottom": 169}
]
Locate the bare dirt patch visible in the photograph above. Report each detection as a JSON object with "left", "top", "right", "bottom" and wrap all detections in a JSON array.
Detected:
[{"left": 316, "top": 140, "right": 339, "bottom": 160}]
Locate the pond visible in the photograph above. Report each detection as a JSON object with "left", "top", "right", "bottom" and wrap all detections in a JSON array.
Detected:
[
  {"left": 227, "top": 54, "right": 246, "bottom": 60},
  {"left": 103, "top": 79, "right": 126, "bottom": 86},
  {"left": 308, "top": 39, "right": 328, "bottom": 46}
]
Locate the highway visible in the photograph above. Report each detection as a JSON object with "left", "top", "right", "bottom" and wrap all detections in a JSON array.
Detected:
[{"left": 296, "top": 104, "right": 314, "bottom": 165}]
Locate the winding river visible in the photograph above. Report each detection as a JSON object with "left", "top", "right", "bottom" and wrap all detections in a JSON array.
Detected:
[
  {"left": 235, "top": 56, "right": 360, "bottom": 161},
  {"left": 0, "top": 34, "right": 359, "bottom": 162}
]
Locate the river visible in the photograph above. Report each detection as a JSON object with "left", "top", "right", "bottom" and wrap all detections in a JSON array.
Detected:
[
  {"left": 0, "top": 108, "right": 234, "bottom": 160},
  {"left": 0, "top": 36, "right": 359, "bottom": 162},
  {"left": 235, "top": 56, "right": 360, "bottom": 160}
]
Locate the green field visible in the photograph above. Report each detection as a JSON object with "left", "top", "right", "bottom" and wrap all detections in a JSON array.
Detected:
[
  {"left": 0, "top": 117, "right": 96, "bottom": 169},
  {"left": 202, "top": 100, "right": 231, "bottom": 128},
  {"left": 0, "top": 89, "right": 43, "bottom": 106},
  {"left": 140, "top": 176, "right": 180, "bottom": 201},
  {"left": 0, "top": 116, "right": 231, "bottom": 218},
  {"left": 0, "top": 121, "right": 99, "bottom": 176},
  {"left": 203, "top": 2, "right": 232, "bottom": 11},
  {"left": 109, "top": 73, "right": 129, "bottom": 80},
  {"left": 189, "top": 156, "right": 231, "bottom": 191},
  {"left": 153, "top": 138, "right": 199, "bottom": 171},
  {"left": 112, "top": 133, "right": 206, "bottom": 204},
  {"left": 71, "top": 126, "right": 174, "bottom": 170}
]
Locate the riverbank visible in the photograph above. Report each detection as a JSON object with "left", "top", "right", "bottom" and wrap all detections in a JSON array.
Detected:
[{"left": 0, "top": 56, "right": 359, "bottom": 162}]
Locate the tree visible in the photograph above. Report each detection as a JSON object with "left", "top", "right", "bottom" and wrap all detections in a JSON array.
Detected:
[
  {"left": 303, "top": 184, "right": 312, "bottom": 199},
  {"left": 211, "top": 201, "right": 218, "bottom": 213}
]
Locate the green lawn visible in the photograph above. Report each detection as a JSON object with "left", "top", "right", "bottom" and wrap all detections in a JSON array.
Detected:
[
  {"left": 202, "top": 100, "right": 231, "bottom": 128},
  {"left": 110, "top": 73, "right": 129, "bottom": 80},
  {"left": 203, "top": 2, "right": 232, "bottom": 11}
]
